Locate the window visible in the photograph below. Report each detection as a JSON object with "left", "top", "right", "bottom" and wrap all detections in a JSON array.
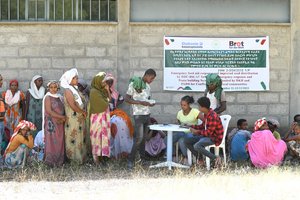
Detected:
[
  {"left": 130, "top": 0, "right": 290, "bottom": 23},
  {"left": 0, "top": 0, "right": 117, "bottom": 21}
]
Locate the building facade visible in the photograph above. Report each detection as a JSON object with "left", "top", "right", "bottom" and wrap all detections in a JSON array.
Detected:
[{"left": 0, "top": 0, "right": 298, "bottom": 129}]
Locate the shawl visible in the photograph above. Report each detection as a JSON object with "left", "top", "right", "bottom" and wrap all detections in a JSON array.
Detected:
[
  {"left": 89, "top": 72, "right": 109, "bottom": 114},
  {"left": 28, "top": 75, "right": 45, "bottom": 99},
  {"left": 59, "top": 68, "right": 83, "bottom": 106}
]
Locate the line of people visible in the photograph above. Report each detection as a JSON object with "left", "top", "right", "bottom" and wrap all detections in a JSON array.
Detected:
[{"left": 0, "top": 70, "right": 298, "bottom": 170}]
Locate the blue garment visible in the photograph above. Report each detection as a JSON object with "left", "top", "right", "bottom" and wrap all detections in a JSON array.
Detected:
[{"left": 230, "top": 130, "right": 251, "bottom": 161}]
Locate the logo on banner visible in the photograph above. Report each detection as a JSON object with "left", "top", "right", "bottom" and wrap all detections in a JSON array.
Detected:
[
  {"left": 255, "top": 39, "right": 267, "bottom": 45},
  {"left": 229, "top": 41, "right": 245, "bottom": 49},
  {"left": 181, "top": 41, "right": 203, "bottom": 48}
]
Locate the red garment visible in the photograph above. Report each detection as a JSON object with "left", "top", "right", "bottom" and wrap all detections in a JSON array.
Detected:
[{"left": 191, "top": 109, "right": 224, "bottom": 146}]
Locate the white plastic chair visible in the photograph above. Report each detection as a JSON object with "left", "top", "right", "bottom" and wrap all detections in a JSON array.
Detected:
[
  {"left": 205, "top": 115, "right": 231, "bottom": 170},
  {"left": 175, "top": 143, "right": 193, "bottom": 166}
]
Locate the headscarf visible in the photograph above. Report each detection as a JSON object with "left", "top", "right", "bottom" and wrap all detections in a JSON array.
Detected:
[
  {"left": 5, "top": 120, "right": 36, "bottom": 155},
  {"left": 28, "top": 75, "right": 45, "bottom": 99},
  {"left": 89, "top": 72, "right": 109, "bottom": 114},
  {"left": 110, "top": 108, "right": 134, "bottom": 138},
  {"left": 9, "top": 79, "right": 18, "bottom": 86},
  {"left": 254, "top": 118, "right": 267, "bottom": 131},
  {"left": 206, "top": 74, "right": 223, "bottom": 101},
  {"left": 5, "top": 79, "right": 20, "bottom": 107},
  {"left": 59, "top": 68, "right": 83, "bottom": 106},
  {"left": 129, "top": 76, "right": 146, "bottom": 92},
  {"left": 267, "top": 118, "right": 280, "bottom": 128},
  {"left": 106, "top": 73, "right": 119, "bottom": 107},
  {"left": 42, "top": 81, "right": 63, "bottom": 133}
]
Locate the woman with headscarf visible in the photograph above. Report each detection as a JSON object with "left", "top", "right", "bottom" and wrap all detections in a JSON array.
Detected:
[
  {"left": 4, "top": 120, "right": 36, "bottom": 168},
  {"left": 2, "top": 80, "right": 26, "bottom": 136},
  {"left": 60, "top": 68, "right": 87, "bottom": 164},
  {"left": 267, "top": 118, "right": 281, "bottom": 140},
  {"left": 247, "top": 118, "right": 287, "bottom": 168},
  {"left": 103, "top": 73, "right": 133, "bottom": 159},
  {"left": 204, "top": 74, "right": 226, "bottom": 114},
  {"left": 43, "top": 80, "right": 66, "bottom": 167},
  {"left": 25, "top": 75, "right": 45, "bottom": 136},
  {"left": 105, "top": 73, "right": 124, "bottom": 111},
  {"left": 89, "top": 72, "right": 111, "bottom": 165},
  {"left": 110, "top": 108, "right": 134, "bottom": 159}
]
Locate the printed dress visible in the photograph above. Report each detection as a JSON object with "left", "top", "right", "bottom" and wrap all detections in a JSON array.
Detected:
[
  {"left": 2, "top": 91, "right": 25, "bottom": 136},
  {"left": 64, "top": 91, "right": 87, "bottom": 164},
  {"left": 44, "top": 96, "right": 65, "bottom": 167},
  {"left": 27, "top": 93, "right": 43, "bottom": 136},
  {"left": 90, "top": 110, "right": 111, "bottom": 157}
]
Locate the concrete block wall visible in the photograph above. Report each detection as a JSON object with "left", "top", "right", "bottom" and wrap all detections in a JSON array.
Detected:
[
  {"left": 129, "top": 24, "right": 291, "bottom": 129},
  {"left": 0, "top": 0, "right": 295, "bottom": 132},
  {"left": 0, "top": 24, "right": 118, "bottom": 91}
]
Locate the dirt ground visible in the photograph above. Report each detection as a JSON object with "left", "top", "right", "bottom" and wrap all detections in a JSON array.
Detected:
[{"left": 0, "top": 160, "right": 299, "bottom": 200}]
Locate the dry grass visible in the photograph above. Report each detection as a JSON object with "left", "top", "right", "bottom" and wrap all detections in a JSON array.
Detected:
[{"left": 1, "top": 159, "right": 300, "bottom": 199}]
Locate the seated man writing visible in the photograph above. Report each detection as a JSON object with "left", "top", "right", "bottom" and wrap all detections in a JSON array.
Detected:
[{"left": 184, "top": 97, "right": 224, "bottom": 167}]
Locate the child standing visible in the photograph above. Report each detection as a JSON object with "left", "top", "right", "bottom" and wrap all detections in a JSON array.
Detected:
[{"left": 227, "top": 119, "right": 251, "bottom": 161}]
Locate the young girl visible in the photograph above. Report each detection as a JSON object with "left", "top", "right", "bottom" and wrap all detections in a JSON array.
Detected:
[
  {"left": 4, "top": 120, "right": 36, "bottom": 168},
  {"left": 204, "top": 74, "right": 226, "bottom": 114},
  {"left": 169, "top": 95, "right": 200, "bottom": 164}
]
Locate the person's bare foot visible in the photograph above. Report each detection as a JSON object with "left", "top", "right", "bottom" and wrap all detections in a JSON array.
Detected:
[
  {"left": 93, "top": 155, "right": 100, "bottom": 166},
  {"left": 182, "top": 157, "right": 189, "bottom": 165},
  {"left": 196, "top": 159, "right": 205, "bottom": 167},
  {"left": 214, "top": 156, "right": 222, "bottom": 168}
]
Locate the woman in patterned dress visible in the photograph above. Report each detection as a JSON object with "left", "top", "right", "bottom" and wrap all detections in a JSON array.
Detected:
[
  {"left": 89, "top": 72, "right": 111, "bottom": 165},
  {"left": 60, "top": 68, "right": 87, "bottom": 164},
  {"left": 43, "top": 80, "right": 66, "bottom": 167},
  {"left": 2, "top": 80, "right": 26, "bottom": 137}
]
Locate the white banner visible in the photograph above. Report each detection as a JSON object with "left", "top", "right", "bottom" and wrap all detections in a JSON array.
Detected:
[{"left": 163, "top": 36, "right": 269, "bottom": 91}]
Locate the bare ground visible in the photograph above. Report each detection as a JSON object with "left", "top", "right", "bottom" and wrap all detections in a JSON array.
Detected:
[{"left": 0, "top": 159, "right": 299, "bottom": 200}]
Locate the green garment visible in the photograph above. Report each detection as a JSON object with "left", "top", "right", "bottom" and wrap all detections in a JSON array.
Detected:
[
  {"left": 129, "top": 76, "right": 146, "bottom": 92},
  {"left": 273, "top": 130, "right": 281, "bottom": 140},
  {"left": 206, "top": 73, "right": 223, "bottom": 101},
  {"left": 89, "top": 72, "right": 109, "bottom": 114}
]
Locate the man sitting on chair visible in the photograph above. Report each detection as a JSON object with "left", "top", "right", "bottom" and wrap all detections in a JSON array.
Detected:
[{"left": 184, "top": 97, "right": 224, "bottom": 168}]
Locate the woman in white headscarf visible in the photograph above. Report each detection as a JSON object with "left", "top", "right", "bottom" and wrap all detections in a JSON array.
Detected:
[
  {"left": 25, "top": 75, "right": 45, "bottom": 136},
  {"left": 60, "top": 68, "right": 87, "bottom": 164}
]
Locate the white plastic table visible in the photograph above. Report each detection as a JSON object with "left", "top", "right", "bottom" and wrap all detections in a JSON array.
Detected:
[{"left": 148, "top": 124, "right": 190, "bottom": 170}]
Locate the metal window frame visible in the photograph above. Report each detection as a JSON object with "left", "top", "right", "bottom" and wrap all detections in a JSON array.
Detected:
[{"left": 0, "top": 0, "right": 116, "bottom": 21}]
